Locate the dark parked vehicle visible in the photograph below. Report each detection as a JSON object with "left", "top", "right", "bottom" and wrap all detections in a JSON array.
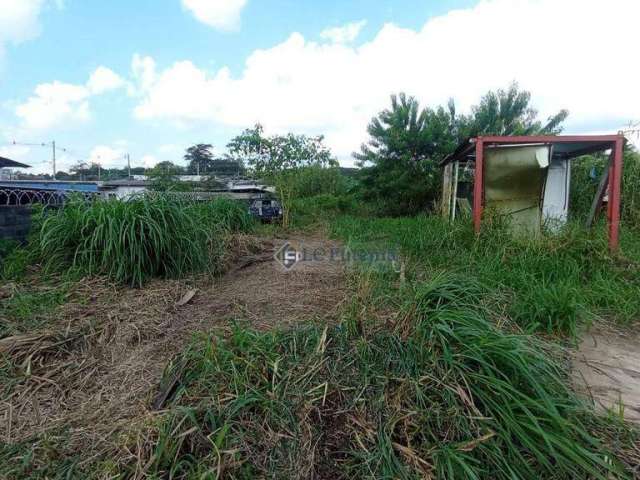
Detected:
[{"left": 248, "top": 197, "right": 283, "bottom": 222}]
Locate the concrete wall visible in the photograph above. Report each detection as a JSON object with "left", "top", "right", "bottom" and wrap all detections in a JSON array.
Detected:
[{"left": 0, "top": 206, "right": 32, "bottom": 243}]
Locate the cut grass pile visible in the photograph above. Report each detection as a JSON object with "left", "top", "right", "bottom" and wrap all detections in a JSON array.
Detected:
[
  {"left": 25, "top": 196, "right": 253, "bottom": 287},
  {"left": 331, "top": 215, "right": 640, "bottom": 336},
  {"left": 114, "top": 272, "right": 634, "bottom": 479}
]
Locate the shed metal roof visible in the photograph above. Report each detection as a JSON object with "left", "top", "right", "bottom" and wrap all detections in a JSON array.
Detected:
[{"left": 441, "top": 134, "right": 624, "bottom": 166}]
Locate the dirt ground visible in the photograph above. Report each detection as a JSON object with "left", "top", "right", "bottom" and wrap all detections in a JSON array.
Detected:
[
  {"left": 0, "top": 234, "right": 348, "bottom": 468},
  {"left": 573, "top": 326, "right": 640, "bottom": 423}
]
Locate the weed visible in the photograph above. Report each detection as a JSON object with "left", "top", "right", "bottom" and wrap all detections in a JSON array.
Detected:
[
  {"left": 130, "top": 273, "right": 626, "bottom": 479},
  {"left": 330, "top": 214, "right": 640, "bottom": 335},
  {"left": 32, "top": 196, "right": 253, "bottom": 287}
]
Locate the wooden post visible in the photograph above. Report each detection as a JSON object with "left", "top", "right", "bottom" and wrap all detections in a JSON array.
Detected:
[
  {"left": 585, "top": 153, "right": 611, "bottom": 229},
  {"left": 473, "top": 138, "right": 484, "bottom": 234}
]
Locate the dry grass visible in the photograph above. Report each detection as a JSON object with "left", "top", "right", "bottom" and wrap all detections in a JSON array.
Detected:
[{"left": 0, "top": 234, "right": 347, "bottom": 475}]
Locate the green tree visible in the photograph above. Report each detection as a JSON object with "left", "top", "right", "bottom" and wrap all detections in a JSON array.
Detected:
[
  {"left": 147, "top": 161, "right": 188, "bottom": 192},
  {"left": 463, "top": 82, "right": 568, "bottom": 136},
  {"left": 227, "top": 124, "right": 337, "bottom": 227},
  {"left": 355, "top": 93, "right": 459, "bottom": 215},
  {"left": 208, "top": 156, "right": 246, "bottom": 177},
  {"left": 355, "top": 84, "right": 569, "bottom": 216},
  {"left": 184, "top": 144, "right": 214, "bottom": 175}
]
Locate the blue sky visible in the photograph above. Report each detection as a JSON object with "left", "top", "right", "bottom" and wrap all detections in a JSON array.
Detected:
[{"left": 0, "top": 0, "right": 638, "bottom": 173}]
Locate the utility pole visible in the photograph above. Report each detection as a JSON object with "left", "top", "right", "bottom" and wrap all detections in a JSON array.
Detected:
[
  {"left": 52, "top": 141, "right": 56, "bottom": 180},
  {"left": 127, "top": 153, "right": 131, "bottom": 178}
]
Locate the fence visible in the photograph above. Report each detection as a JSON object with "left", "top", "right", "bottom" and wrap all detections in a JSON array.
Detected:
[{"left": 0, "top": 188, "right": 99, "bottom": 207}]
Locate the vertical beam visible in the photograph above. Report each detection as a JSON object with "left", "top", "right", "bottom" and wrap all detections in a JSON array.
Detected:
[
  {"left": 451, "top": 160, "right": 460, "bottom": 222},
  {"left": 585, "top": 153, "right": 611, "bottom": 229},
  {"left": 608, "top": 137, "right": 624, "bottom": 251},
  {"left": 442, "top": 162, "right": 453, "bottom": 219},
  {"left": 473, "top": 138, "right": 484, "bottom": 234},
  {"left": 607, "top": 158, "right": 613, "bottom": 223}
]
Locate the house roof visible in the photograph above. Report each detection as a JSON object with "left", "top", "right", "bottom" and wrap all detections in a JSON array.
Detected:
[
  {"left": 0, "top": 156, "right": 30, "bottom": 169},
  {"left": 102, "top": 179, "right": 150, "bottom": 187},
  {"left": 440, "top": 134, "right": 625, "bottom": 166}
]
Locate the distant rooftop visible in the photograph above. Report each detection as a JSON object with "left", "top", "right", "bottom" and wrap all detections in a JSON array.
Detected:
[{"left": 0, "top": 156, "right": 30, "bottom": 169}]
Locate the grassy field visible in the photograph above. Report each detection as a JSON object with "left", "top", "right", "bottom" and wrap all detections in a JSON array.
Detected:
[
  {"left": 331, "top": 214, "right": 640, "bottom": 335},
  {"left": 131, "top": 273, "right": 636, "bottom": 479},
  {"left": 1, "top": 194, "right": 639, "bottom": 479}
]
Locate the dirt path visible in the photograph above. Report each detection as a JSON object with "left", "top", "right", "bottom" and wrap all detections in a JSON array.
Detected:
[
  {"left": 0, "top": 234, "right": 347, "bottom": 467},
  {"left": 573, "top": 326, "right": 640, "bottom": 423}
]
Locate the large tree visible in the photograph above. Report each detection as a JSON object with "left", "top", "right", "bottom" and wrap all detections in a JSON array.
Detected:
[
  {"left": 355, "top": 93, "right": 460, "bottom": 215},
  {"left": 355, "top": 84, "right": 569, "bottom": 215},
  {"left": 463, "top": 82, "right": 568, "bottom": 136},
  {"left": 184, "top": 144, "right": 215, "bottom": 175},
  {"left": 227, "top": 124, "right": 335, "bottom": 174}
]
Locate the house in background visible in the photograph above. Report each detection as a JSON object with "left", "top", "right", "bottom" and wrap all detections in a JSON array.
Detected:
[{"left": 100, "top": 179, "right": 150, "bottom": 199}]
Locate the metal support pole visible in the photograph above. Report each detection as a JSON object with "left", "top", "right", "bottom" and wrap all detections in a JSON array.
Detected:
[
  {"left": 473, "top": 138, "right": 484, "bottom": 234},
  {"left": 608, "top": 137, "right": 624, "bottom": 251},
  {"left": 442, "top": 162, "right": 453, "bottom": 219},
  {"left": 52, "top": 141, "right": 56, "bottom": 180}
]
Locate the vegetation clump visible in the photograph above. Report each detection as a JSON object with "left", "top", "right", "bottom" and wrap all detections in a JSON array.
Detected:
[
  {"left": 135, "top": 273, "right": 629, "bottom": 479},
  {"left": 331, "top": 215, "right": 640, "bottom": 335},
  {"left": 34, "top": 195, "right": 253, "bottom": 286}
]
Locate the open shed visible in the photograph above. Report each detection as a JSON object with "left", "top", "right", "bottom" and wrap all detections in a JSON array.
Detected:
[{"left": 440, "top": 134, "right": 625, "bottom": 250}]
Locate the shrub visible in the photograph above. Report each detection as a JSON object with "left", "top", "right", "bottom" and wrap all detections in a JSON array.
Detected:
[
  {"left": 289, "top": 165, "right": 351, "bottom": 198},
  {"left": 35, "top": 196, "right": 253, "bottom": 286}
]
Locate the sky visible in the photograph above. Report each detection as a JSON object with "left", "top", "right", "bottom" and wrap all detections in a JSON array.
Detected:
[{"left": 0, "top": 0, "right": 638, "bottom": 174}]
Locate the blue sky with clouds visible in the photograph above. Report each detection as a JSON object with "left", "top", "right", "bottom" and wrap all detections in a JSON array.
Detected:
[{"left": 0, "top": 0, "right": 638, "bottom": 173}]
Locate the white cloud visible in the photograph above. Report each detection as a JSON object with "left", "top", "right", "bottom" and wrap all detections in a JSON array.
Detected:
[
  {"left": 16, "top": 81, "right": 91, "bottom": 129},
  {"left": 87, "top": 66, "right": 124, "bottom": 94},
  {"left": 320, "top": 20, "right": 366, "bottom": 44},
  {"left": 15, "top": 66, "right": 125, "bottom": 130},
  {"left": 88, "top": 145, "right": 125, "bottom": 168},
  {"left": 141, "top": 154, "right": 159, "bottom": 168},
  {"left": 0, "top": 0, "right": 46, "bottom": 46},
  {"left": 181, "top": 0, "right": 247, "bottom": 31},
  {"left": 158, "top": 143, "right": 183, "bottom": 155},
  {"left": 0, "top": 0, "right": 62, "bottom": 67},
  {"left": 130, "top": 54, "right": 157, "bottom": 94},
  {"left": 0, "top": 144, "right": 31, "bottom": 162},
  {"left": 134, "top": 0, "right": 640, "bottom": 164}
]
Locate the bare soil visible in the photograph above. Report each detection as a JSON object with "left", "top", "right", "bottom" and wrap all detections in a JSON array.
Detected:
[
  {"left": 0, "top": 234, "right": 347, "bottom": 469},
  {"left": 573, "top": 325, "right": 640, "bottom": 423}
]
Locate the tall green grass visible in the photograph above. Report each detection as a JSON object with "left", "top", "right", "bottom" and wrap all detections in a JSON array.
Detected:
[
  {"left": 35, "top": 195, "right": 253, "bottom": 286},
  {"left": 126, "top": 273, "right": 628, "bottom": 479},
  {"left": 330, "top": 215, "right": 640, "bottom": 335},
  {"left": 570, "top": 150, "right": 640, "bottom": 230}
]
